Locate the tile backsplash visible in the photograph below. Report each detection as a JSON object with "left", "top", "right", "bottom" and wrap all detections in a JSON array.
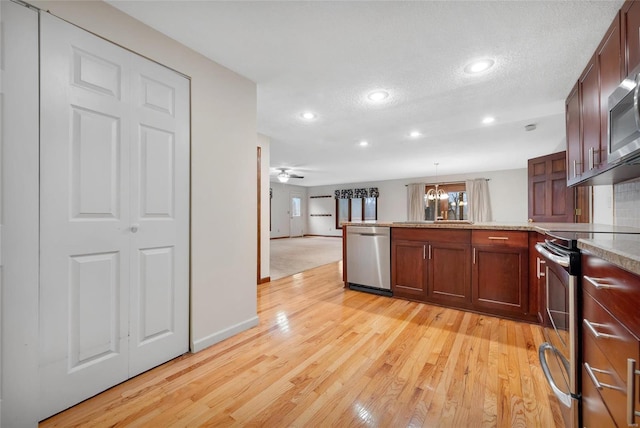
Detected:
[{"left": 614, "top": 178, "right": 640, "bottom": 229}]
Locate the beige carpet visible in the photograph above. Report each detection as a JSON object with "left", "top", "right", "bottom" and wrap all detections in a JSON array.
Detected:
[{"left": 270, "top": 236, "right": 343, "bottom": 280}]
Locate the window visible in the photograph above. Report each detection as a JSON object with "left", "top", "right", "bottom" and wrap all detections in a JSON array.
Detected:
[
  {"left": 291, "top": 196, "right": 301, "bottom": 217},
  {"left": 424, "top": 183, "right": 467, "bottom": 221},
  {"left": 336, "top": 197, "right": 377, "bottom": 228}
]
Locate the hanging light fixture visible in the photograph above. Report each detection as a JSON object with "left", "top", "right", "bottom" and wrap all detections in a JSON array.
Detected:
[
  {"left": 277, "top": 171, "right": 290, "bottom": 183},
  {"left": 426, "top": 163, "right": 449, "bottom": 201}
]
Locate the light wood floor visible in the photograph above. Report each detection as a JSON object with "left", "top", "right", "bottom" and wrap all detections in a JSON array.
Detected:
[{"left": 41, "top": 261, "right": 563, "bottom": 427}]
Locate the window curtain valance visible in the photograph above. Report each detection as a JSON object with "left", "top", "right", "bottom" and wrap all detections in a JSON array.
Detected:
[{"left": 334, "top": 187, "right": 379, "bottom": 199}]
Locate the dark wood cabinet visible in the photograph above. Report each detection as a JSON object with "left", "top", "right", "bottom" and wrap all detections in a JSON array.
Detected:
[
  {"left": 391, "top": 228, "right": 470, "bottom": 305},
  {"left": 391, "top": 239, "right": 427, "bottom": 300},
  {"left": 428, "top": 240, "right": 471, "bottom": 307},
  {"left": 471, "top": 231, "right": 529, "bottom": 319},
  {"left": 566, "top": 82, "right": 582, "bottom": 185},
  {"left": 528, "top": 231, "right": 546, "bottom": 324},
  {"left": 579, "top": 54, "right": 600, "bottom": 179},
  {"left": 565, "top": 8, "right": 626, "bottom": 186},
  {"left": 623, "top": 0, "right": 640, "bottom": 76},
  {"left": 392, "top": 227, "right": 536, "bottom": 322},
  {"left": 581, "top": 251, "right": 640, "bottom": 427}
]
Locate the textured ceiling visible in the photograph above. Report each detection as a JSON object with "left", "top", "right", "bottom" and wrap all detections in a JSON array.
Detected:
[{"left": 108, "top": 0, "right": 624, "bottom": 186}]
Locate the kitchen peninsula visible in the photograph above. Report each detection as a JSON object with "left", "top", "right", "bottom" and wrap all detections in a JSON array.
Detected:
[{"left": 343, "top": 221, "right": 640, "bottom": 323}]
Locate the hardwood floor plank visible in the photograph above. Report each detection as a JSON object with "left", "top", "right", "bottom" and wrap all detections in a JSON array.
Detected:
[{"left": 40, "top": 262, "right": 562, "bottom": 428}]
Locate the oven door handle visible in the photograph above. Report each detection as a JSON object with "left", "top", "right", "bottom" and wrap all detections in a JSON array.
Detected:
[
  {"left": 539, "top": 342, "right": 573, "bottom": 408},
  {"left": 535, "top": 243, "right": 570, "bottom": 267}
]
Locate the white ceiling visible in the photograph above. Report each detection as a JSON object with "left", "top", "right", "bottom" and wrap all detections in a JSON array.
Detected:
[{"left": 108, "top": 0, "right": 624, "bottom": 187}]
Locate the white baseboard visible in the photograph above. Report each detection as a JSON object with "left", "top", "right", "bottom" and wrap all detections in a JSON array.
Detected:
[{"left": 191, "top": 316, "right": 259, "bottom": 353}]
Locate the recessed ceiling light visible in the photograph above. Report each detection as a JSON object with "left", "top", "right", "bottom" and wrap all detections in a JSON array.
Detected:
[
  {"left": 464, "top": 59, "right": 495, "bottom": 74},
  {"left": 482, "top": 116, "right": 495, "bottom": 124},
  {"left": 367, "top": 90, "right": 389, "bottom": 102},
  {"left": 409, "top": 131, "right": 422, "bottom": 138},
  {"left": 300, "top": 111, "right": 316, "bottom": 120},
  {"left": 359, "top": 140, "right": 369, "bottom": 147}
]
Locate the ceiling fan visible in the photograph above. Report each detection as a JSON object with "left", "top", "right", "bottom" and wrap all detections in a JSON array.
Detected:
[{"left": 275, "top": 168, "right": 304, "bottom": 183}]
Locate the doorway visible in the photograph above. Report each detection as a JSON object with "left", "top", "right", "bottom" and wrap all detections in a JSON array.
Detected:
[{"left": 290, "top": 192, "right": 304, "bottom": 237}]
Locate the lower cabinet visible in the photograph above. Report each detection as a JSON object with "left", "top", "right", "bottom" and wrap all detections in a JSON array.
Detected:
[
  {"left": 471, "top": 230, "right": 529, "bottom": 318},
  {"left": 429, "top": 241, "right": 471, "bottom": 307},
  {"left": 391, "top": 228, "right": 470, "bottom": 305},
  {"left": 581, "top": 251, "right": 640, "bottom": 427},
  {"left": 391, "top": 227, "right": 532, "bottom": 321},
  {"left": 392, "top": 239, "right": 427, "bottom": 301}
]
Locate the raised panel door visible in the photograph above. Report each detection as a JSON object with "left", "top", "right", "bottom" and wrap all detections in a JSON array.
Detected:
[
  {"left": 472, "top": 245, "right": 529, "bottom": 317},
  {"left": 566, "top": 82, "right": 582, "bottom": 185},
  {"left": 39, "top": 13, "right": 189, "bottom": 419},
  {"left": 580, "top": 55, "right": 600, "bottom": 181},
  {"left": 528, "top": 151, "right": 575, "bottom": 222},
  {"left": 624, "top": 0, "right": 640, "bottom": 76},
  {"left": 428, "top": 242, "right": 471, "bottom": 306},
  {"left": 391, "top": 240, "right": 427, "bottom": 301}
]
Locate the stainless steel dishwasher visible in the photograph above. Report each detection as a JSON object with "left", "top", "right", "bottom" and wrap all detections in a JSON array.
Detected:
[{"left": 346, "top": 226, "right": 391, "bottom": 296}]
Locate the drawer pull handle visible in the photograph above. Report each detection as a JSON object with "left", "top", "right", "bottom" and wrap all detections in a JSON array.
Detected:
[
  {"left": 537, "top": 257, "right": 546, "bottom": 279},
  {"left": 488, "top": 236, "right": 509, "bottom": 240},
  {"left": 584, "top": 363, "right": 622, "bottom": 391},
  {"left": 583, "top": 319, "right": 619, "bottom": 340},
  {"left": 628, "top": 359, "right": 640, "bottom": 426},
  {"left": 584, "top": 275, "right": 621, "bottom": 290}
]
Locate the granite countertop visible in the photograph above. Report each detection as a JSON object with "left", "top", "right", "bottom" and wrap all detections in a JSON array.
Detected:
[
  {"left": 344, "top": 221, "right": 640, "bottom": 276},
  {"left": 344, "top": 220, "right": 640, "bottom": 234},
  {"left": 578, "top": 234, "right": 640, "bottom": 276}
]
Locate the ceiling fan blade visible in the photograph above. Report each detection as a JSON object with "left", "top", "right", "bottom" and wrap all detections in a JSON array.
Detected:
[{"left": 289, "top": 174, "right": 304, "bottom": 179}]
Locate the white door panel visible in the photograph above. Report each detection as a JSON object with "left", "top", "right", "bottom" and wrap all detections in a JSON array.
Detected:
[
  {"left": 39, "top": 13, "right": 189, "bottom": 419},
  {"left": 128, "top": 54, "right": 190, "bottom": 376}
]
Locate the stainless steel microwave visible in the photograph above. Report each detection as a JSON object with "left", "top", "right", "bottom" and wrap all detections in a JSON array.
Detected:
[{"left": 608, "top": 75, "right": 640, "bottom": 164}]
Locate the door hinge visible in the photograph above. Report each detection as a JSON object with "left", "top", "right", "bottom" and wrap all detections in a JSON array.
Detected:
[{"left": 575, "top": 208, "right": 582, "bottom": 216}]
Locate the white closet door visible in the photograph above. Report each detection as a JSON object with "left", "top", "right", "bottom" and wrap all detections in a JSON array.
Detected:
[
  {"left": 128, "top": 52, "right": 190, "bottom": 376},
  {"left": 39, "top": 13, "right": 189, "bottom": 420}
]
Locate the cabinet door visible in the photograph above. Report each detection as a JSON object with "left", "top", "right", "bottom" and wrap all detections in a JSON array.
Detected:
[
  {"left": 598, "top": 12, "right": 623, "bottom": 170},
  {"left": 472, "top": 246, "right": 529, "bottom": 317},
  {"left": 624, "top": 0, "right": 640, "bottom": 77},
  {"left": 566, "top": 82, "right": 582, "bottom": 185},
  {"left": 580, "top": 55, "right": 600, "bottom": 180},
  {"left": 427, "top": 242, "right": 471, "bottom": 306},
  {"left": 391, "top": 240, "right": 427, "bottom": 301}
]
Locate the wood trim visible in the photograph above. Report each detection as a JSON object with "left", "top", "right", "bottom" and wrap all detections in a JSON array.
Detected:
[
  {"left": 258, "top": 276, "right": 271, "bottom": 284},
  {"left": 257, "top": 146, "right": 261, "bottom": 285}
]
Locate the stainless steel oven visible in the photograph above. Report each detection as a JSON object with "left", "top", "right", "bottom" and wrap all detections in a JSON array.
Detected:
[{"left": 536, "top": 235, "right": 581, "bottom": 428}]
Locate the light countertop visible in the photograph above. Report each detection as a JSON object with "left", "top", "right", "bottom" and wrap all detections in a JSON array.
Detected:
[{"left": 344, "top": 221, "right": 640, "bottom": 276}]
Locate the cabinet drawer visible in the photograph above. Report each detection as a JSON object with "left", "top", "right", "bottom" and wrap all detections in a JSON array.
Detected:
[
  {"left": 393, "top": 227, "right": 470, "bottom": 244},
  {"left": 583, "top": 290, "right": 639, "bottom": 382},
  {"left": 471, "top": 230, "right": 528, "bottom": 248},
  {"left": 583, "top": 331, "right": 627, "bottom": 428},
  {"left": 582, "top": 366, "right": 616, "bottom": 428},
  {"left": 582, "top": 252, "right": 640, "bottom": 335}
]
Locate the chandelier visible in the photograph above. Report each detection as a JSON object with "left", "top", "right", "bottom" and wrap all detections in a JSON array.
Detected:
[{"left": 426, "top": 163, "right": 449, "bottom": 201}]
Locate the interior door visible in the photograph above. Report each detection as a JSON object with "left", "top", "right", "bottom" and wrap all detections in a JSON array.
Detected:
[
  {"left": 39, "top": 13, "right": 189, "bottom": 419},
  {"left": 128, "top": 52, "right": 190, "bottom": 377},
  {"left": 289, "top": 192, "right": 303, "bottom": 237}
]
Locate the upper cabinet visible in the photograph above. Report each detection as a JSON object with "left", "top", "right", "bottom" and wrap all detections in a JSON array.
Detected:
[
  {"left": 623, "top": 0, "right": 640, "bottom": 77},
  {"left": 566, "top": 11, "right": 623, "bottom": 186}
]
